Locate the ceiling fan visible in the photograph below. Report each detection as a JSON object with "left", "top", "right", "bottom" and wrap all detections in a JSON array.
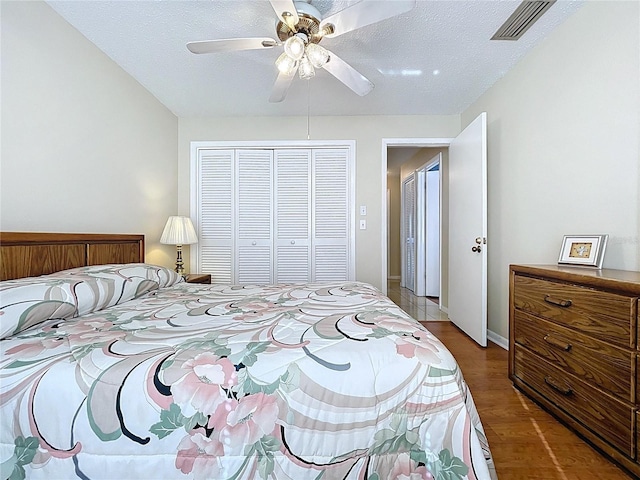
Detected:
[{"left": 187, "top": 0, "right": 416, "bottom": 103}]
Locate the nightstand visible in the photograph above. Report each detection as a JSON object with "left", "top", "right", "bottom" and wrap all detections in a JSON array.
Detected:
[{"left": 184, "top": 273, "right": 211, "bottom": 284}]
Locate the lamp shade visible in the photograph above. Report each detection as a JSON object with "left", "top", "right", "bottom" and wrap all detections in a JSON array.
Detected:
[
  {"left": 284, "top": 35, "right": 305, "bottom": 61},
  {"left": 276, "top": 52, "right": 298, "bottom": 75},
  {"left": 298, "top": 55, "right": 315, "bottom": 80},
  {"left": 160, "top": 216, "right": 198, "bottom": 245},
  {"left": 306, "top": 43, "right": 329, "bottom": 68}
]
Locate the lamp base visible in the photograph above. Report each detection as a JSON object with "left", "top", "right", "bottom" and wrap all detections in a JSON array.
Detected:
[{"left": 174, "top": 244, "right": 185, "bottom": 275}]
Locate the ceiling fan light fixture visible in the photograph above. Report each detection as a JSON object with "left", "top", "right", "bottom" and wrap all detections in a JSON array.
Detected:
[
  {"left": 299, "top": 55, "right": 315, "bottom": 80},
  {"left": 305, "top": 43, "right": 329, "bottom": 68},
  {"left": 284, "top": 35, "right": 305, "bottom": 61},
  {"left": 189, "top": 0, "right": 413, "bottom": 102},
  {"left": 276, "top": 52, "right": 298, "bottom": 75}
]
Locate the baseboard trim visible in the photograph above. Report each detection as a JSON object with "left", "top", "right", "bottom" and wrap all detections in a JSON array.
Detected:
[
  {"left": 387, "top": 276, "right": 401, "bottom": 281},
  {"left": 488, "top": 330, "right": 508, "bottom": 350}
]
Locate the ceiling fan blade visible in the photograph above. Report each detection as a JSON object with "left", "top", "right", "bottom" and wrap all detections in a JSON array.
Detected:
[
  {"left": 320, "top": 0, "right": 416, "bottom": 38},
  {"left": 269, "top": 71, "right": 296, "bottom": 103},
  {"left": 269, "top": 0, "right": 299, "bottom": 30},
  {"left": 322, "top": 52, "right": 374, "bottom": 96},
  {"left": 187, "top": 38, "right": 277, "bottom": 54}
]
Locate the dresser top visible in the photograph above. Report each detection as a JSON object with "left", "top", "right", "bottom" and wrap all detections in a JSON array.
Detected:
[{"left": 510, "top": 264, "right": 640, "bottom": 295}]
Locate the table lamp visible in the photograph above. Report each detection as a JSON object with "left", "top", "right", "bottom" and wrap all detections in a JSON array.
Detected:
[{"left": 160, "top": 216, "right": 198, "bottom": 275}]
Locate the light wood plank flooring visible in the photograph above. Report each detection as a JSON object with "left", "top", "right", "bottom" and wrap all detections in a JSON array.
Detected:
[{"left": 387, "top": 281, "right": 633, "bottom": 480}]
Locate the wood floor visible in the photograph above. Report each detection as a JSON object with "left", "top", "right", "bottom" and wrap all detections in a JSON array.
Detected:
[{"left": 386, "top": 281, "right": 634, "bottom": 480}]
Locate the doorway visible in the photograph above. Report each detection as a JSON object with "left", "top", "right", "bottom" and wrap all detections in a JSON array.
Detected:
[
  {"left": 383, "top": 113, "right": 488, "bottom": 346},
  {"left": 385, "top": 141, "right": 449, "bottom": 310},
  {"left": 400, "top": 154, "right": 441, "bottom": 300}
]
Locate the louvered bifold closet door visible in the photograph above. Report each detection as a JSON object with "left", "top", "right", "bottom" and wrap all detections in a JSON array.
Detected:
[
  {"left": 236, "top": 150, "right": 273, "bottom": 284},
  {"left": 312, "top": 149, "right": 351, "bottom": 282},
  {"left": 402, "top": 175, "right": 416, "bottom": 292},
  {"left": 274, "top": 149, "right": 312, "bottom": 283},
  {"left": 196, "top": 149, "right": 234, "bottom": 283}
]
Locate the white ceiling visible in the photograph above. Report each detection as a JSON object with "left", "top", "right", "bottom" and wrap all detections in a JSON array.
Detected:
[{"left": 47, "top": 0, "right": 583, "bottom": 118}]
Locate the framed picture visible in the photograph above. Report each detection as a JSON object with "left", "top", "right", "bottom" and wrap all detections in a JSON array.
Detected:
[{"left": 558, "top": 234, "right": 608, "bottom": 268}]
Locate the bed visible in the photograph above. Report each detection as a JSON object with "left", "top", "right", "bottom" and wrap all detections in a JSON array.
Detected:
[{"left": 0, "top": 232, "right": 497, "bottom": 479}]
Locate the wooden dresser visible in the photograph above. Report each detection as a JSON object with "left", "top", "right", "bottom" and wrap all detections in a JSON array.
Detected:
[{"left": 509, "top": 264, "right": 640, "bottom": 477}]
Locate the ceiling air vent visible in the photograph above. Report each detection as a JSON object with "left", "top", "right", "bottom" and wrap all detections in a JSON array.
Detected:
[{"left": 491, "top": 0, "right": 556, "bottom": 41}]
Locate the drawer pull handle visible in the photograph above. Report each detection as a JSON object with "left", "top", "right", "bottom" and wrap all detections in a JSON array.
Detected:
[
  {"left": 544, "top": 375, "right": 573, "bottom": 396},
  {"left": 543, "top": 334, "right": 572, "bottom": 352},
  {"left": 544, "top": 295, "right": 572, "bottom": 308}
]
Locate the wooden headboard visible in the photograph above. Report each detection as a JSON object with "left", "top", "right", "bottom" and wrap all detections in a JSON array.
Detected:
[{"left": 0, "top": 232, "right": 145, "bottom": 281}]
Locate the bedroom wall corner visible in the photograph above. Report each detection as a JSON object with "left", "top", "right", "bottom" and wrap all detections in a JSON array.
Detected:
[
  {"left": 461, "top": 0, "right": 640, "bottom": 341},
  {"left": 1, "top": 1, "right": 179, "bottom": 267}
]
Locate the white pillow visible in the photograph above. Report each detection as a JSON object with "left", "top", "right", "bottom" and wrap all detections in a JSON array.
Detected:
[{"left": 0, "top": 263, "right": 182, "bottom": 339}]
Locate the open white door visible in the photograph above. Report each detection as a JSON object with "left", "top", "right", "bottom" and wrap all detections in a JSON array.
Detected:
[
  {"left": 448, "top": 113, "right": 487, "bottom": 346},
  {"left": 414, "top": 155, "right": 441, "bottom": 298},
  {"left": 425, "top": 167, "right": 440, "bottom": 297}
]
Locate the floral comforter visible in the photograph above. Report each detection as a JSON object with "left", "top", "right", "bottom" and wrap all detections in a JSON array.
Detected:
[{"left": 0, "top": 264, "right": 496, "bottom": 479}]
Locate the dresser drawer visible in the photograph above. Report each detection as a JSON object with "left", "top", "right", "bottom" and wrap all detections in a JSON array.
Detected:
[
  {"left": 513, "top": 274, "right": 636, "bottom": 348},
  {"left": 514, "top": 345, "right": 635, "bottom": 457},
  {"left": 637, "top": 411, "right": 640, "bottom": 460},
  {"left": 514, "top": 311, "right": 634, "bottom": 402}
]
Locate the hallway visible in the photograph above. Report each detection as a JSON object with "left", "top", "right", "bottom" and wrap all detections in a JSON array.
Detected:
[{"left": 386, "top": 279, "right": 447, "bottom": 321}]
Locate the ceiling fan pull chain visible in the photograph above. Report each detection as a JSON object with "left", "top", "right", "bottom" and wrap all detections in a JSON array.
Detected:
[{"left": 307, "top": 79, "right": 311, "bottom": 140}]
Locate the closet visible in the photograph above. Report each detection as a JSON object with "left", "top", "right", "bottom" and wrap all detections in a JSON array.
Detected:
[{"left": 191, "top": 144, "right": 354, "bottom": 284}]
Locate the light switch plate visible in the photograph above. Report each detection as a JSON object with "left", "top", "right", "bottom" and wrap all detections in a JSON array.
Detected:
[
  {"left": 360, "top": 205, "right": 367, "bottom": 216},
  {"left": 359, "top": 219, "right": 366, "bottom": 230}
]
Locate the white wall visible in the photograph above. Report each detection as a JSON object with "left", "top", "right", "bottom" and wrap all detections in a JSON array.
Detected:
[
  {"left": 387, "top": 171, "right": 402, "bottom": 279},
  {"left": 463, "top": 0, "right": 640, "bottom": 339},
  {"left": 1, "top": 1, "right": 179, "bottom": 266},
  {"left": 178, "top": 115, "right": 460, "bottom": 289}
]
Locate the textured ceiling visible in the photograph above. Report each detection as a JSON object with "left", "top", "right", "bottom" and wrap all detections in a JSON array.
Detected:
[{"left": 47, "top": 0, "right": 584, "bottom": 118}]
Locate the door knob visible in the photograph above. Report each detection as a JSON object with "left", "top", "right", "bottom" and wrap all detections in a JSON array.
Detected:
[{"left": 472, "top": 245, "right": 482, "bottom": 253}]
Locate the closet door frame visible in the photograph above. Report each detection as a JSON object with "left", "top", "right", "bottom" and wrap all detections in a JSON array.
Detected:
[{"left": 190, "top": 140, "right": 356, "bottom": 281}]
